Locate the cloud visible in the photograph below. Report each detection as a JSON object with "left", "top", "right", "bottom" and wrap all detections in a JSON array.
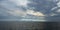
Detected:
[
  {"left": 56, "top": 9, "right": 60, "bottom": 13},
  {"left": 9, "top": 0, "right": 28, "bottom": 7},
  {"left": 7, "top": 9, "right": 27, "bottom": 17},
  {"left": 26, "top": 10, "right": 45, "bottom": 16},
  {"left": 0, "top": 0, "right": 45, "bottom": 17},
  {"left": 27, "top": 0, "right": 57, "bottom": 16},
  {"left": 57, "top": 1, "right": 60, "bottom": 7},
  {"left": 0, "top": 0, "right": 28, "bottom": 19},
  {"left": 0, "top": 0, "right": 60, "bottom": 21}
]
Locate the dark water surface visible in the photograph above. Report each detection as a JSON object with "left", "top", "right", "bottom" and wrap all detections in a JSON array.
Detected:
[{"left": 0, "top": 21, "right": 60, "bottom": 30}]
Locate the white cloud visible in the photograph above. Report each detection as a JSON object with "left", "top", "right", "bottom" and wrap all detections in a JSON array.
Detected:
[
  {"left": 9, "top": 0, "right": 28, "bottom": 7},
  {"left": 0, "top": 0, "right": 45, "bottom": 17},
  {"left": 46, "top": 0, "right": 58, "bottom": 2},
  {"left": 51, "top": 7, "right": 57, "bottom": 11},
  {"left": 0, "top": 0, "right": 46, "bottom": 17},
  {"left": 26, "top": 10, "right": 45, "bottom": 16},
  {"left": 0, "top": 0, "right": 27, "bottom": 17},
  {"left": 50, "top": 13, "right": 57, "bottom": 16},
  {"left": 57, "top": 1, "right": 60, "bottom": 7},
  {"left": 56, "top": 9, "right": 60, "bottom": 13}
]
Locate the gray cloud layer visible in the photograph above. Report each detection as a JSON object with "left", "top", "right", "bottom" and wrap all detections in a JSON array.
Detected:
[{"left": 0, "top": 0, "right": 60, "bottom": 21}]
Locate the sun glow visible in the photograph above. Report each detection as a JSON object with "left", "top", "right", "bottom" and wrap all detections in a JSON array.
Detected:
[{"left": 26, "top": 10, "right": 45, "bottom": 16}]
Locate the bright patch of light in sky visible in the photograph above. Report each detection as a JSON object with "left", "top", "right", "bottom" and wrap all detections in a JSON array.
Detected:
[
  {"left": 10, "top": 0, "right": 28, "bottom": 6},
  {"left": 56, "top": 9, "right": 60, "bottom": 13},
  {"left": 57, "top": 1, "right": 60, "bottom": 7},
  {"left": 26, "top": 10, "right": 45, "bottom": 16},
  {"left": 21, "top": 19, "right": 46, "bottom": 22}
]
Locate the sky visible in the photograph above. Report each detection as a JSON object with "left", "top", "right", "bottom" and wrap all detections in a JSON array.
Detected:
[{"left": 0, "top": 0, "right": 60, "bottom": 21}]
